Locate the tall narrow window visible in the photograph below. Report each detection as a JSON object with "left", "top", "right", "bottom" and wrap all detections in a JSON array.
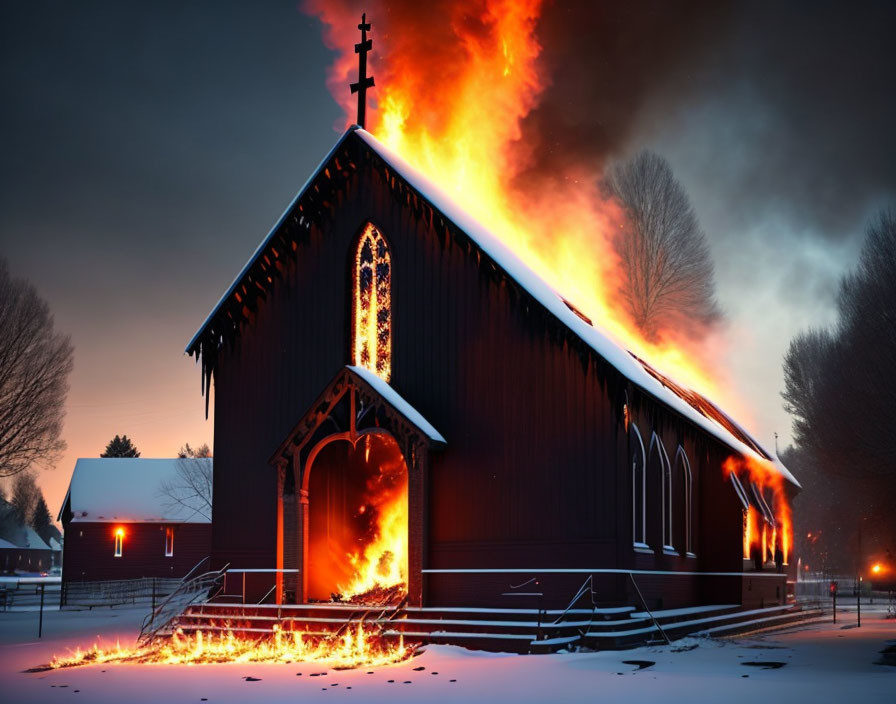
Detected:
[
  {"left": 649, "top": 433, "right": 673, "bottom": 551},
  {"left": 631, "top": 424, "right": 647, "bottom": 547},
  {"left": 165, "top": 527, "right": 174, "bottom": 557},
  {"left": 675, "top": 447, "right": 693, "bottom": 555},
  {"left": 114, "top": 528, "right": 124, "bottom": 557},
  {"left": 352, "top": 224, "right": 392, "bottom": 381}
]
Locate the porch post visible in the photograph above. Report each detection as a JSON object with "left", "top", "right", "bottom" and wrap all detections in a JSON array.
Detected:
[
  {"left": 407, "top": 442, "right": 425, "bottom": 607},
  {"left": 275, "top": 461, "right": 286, "bottom": 605},
  {"left": 299, "top": 487, "right": 310, "bottom": 602}
]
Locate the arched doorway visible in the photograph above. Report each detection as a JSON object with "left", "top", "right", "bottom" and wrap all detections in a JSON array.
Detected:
[
  {"left": 270, "top": 366, "right": 445, "bottom": 608},
  {"left": 305, "top": 432, "right": 408, "bottom": 603}
]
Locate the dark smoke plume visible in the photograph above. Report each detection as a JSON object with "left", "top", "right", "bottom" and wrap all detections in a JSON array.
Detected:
[{"left": 516, "top": 1, "right": 896, "bottom": 241}]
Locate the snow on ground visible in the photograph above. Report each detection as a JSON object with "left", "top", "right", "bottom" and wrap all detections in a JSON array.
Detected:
[{"left": 1, "top": 606, "right": 894, "bottom": 703}]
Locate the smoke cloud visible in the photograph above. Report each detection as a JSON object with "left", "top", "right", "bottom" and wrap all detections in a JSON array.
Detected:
[{"left": 519, "top": 1, "right": 895, "bottom": 241}]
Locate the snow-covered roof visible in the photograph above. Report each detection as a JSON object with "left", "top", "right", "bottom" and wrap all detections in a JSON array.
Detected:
[
  {"left": 353, "top": 130, "right": 798, "bottom": 487},
  {"left": 185, "top": 129, "right": 358, "bottom": 355},
  {"left": 348, "top": 365, "right": 446, "bottom": 445},
  {"left": 49, "top": 537, "right": 62, "bottom": 551},
  {"left": 2, "top": 525, "right": 52, "bottom": 551},
  {"left": 0, "top": 537, "right": 17, "bottom": 550},
  {"left": 60, "top": 458, "right": 213, "bottom": 524},
  {"left": 23, "top": 526, "right": 51, "bottom": 551},
  {"left": 188, "top": 126, "right": 798, "bottom": 488}
]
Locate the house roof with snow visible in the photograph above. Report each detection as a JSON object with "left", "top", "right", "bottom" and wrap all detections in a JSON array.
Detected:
[
  {"left": 2, "top": 524, "right": 52, "bottom": 551},
  {"left": 348, "top": 365, "right": 446, "bottom": 445},
  {"left": 0, "top": 537, "right": 18, "bottom": 550},
  {"left": 59, "top": 458, "right": 213, "bottom": 524},
  {"left": 186, "top": 126, "right": 798, "bottom": 488}
]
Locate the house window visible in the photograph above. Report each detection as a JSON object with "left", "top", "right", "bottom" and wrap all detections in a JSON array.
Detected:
[
  {"left": 114, "top": 528, "right": 124, "bottom": 557},
  {"left": 631, "top": 424, "right": 647, "bottom": 547},
  {"left": 165, "top": 527, "right": 174, "bottom": 557},
  {"left": 352, "top": 223, "right": 392, "bottom": 381}
]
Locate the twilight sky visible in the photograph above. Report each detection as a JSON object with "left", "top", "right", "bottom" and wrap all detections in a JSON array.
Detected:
[{"left": 1, "top": 1, "right": 894, "bottom": 518}]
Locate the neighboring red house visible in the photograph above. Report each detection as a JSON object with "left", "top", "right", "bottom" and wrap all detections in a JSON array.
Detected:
[
  {"left": 0, "top": 531, "right": 53, "bottom": 574},
  {"left": 58, "top": 458, "right": 212, "bottom": 584}
]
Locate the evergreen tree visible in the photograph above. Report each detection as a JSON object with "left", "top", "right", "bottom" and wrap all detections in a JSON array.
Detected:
[
  {"left": 100, "top": 435, "right": 140, "bottom": 458},
  {"left": 31, "top": 493, "right": 54, "bottom": 544}
]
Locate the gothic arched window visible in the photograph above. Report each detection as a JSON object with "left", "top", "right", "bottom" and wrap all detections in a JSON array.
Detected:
[
  {"left": 631, "top": 424, "right": 647, "bottom": 547},
  {"left": 352, "top": 223, "right": 392, "bottom": 381},
  {"left": 649, "top": 433, "right": 673, "bottom": 551},
  {"left": 674, "top": 446, "right": 693, "bottom": 555}
]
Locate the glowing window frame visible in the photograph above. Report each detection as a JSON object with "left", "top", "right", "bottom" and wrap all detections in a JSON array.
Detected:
[
  {"left": 352, "top": 223, "right": 392, "bottom": 381},
  {"left": 165, "top": 527, "right": 174, "bottom": 557},
  {"left": 113, "top": 529, "right": 123, "bottom": 558}
]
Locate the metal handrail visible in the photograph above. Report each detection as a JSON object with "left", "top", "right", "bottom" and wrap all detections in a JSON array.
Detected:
[
  {"left": 257, "top": 583, "right": 277, "bottom": 605},
  {"left": 138, "top": 562, "right": 229, "bottom": 644},
  {"left": 628, "top": 572, "right": 671, "bottom": 645},
  {"left": 550, "top": 574, "right": 597, "bottom": 626},
  {"left": 180, "top": 556, "right": 212, "bottom": 585}
]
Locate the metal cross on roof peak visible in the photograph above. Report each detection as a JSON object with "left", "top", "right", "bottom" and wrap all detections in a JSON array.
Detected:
[{"left": 350, "top": 12, "right": 375, "bottom": 129}]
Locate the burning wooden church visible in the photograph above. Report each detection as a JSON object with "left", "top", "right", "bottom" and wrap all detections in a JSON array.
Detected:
[{"left": 186, "top": 122, "right": 800, "bottom": 631}]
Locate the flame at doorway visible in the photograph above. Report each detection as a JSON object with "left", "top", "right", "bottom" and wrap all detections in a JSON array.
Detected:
[{"left": 308, "top": 433, "right": 408, "bottom": 606}]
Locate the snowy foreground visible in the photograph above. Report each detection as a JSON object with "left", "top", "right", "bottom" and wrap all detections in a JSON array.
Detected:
[{"left": 1, "top": 605, "right": 894, "bottom": 703}]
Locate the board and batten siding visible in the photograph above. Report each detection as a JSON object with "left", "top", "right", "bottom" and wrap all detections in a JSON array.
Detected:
[
  {"left": 211, "top": 158, "right": 622, "bottom": 596},
  {"left": 208, "top": 135, "right": 778, "bottom": 609}
]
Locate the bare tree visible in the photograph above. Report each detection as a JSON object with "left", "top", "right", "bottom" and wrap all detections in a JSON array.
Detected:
[
  {"left": 608, "top": 151, "right": 721, "bottom": 339},
  {"left": 158, "top": 457, "right": 213, "bottom": 522},
  {"left": 10, "top": 471, "right": 41, "bottom": 525},
  {"left": 781, "top": 328, "right": 837, "bottom": 451},
  {"left": 0, "top": 258, "right": 74, "bottom": 477},
  {"left": 177, "top": 443, "right": 211, "bottom": 459},
  {"left": 0, "top": 487, "right": 18, "bottom": 541}
]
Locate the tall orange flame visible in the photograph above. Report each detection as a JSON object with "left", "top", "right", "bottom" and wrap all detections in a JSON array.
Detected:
[
  {"left": 304, "top": 0, "right": 745, "bottom": 418},
  {"left": 338, "top": 455, "right": 408, "bottom": 601},
  {"left": 742, "top": 505, "right": 758, "bottom": 560},
  {"left": 725, "top": 455, "right": 793, "bottom": 565}
]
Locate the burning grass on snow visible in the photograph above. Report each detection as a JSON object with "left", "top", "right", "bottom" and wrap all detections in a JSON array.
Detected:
[{"left": 31, "top": 624, "right": 416, "bottom": 672}]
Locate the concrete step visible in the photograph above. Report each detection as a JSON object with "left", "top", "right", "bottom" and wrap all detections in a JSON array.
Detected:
[
  {"left": 693, "top": 607, "right": 825, "bottom": 638},
  {"left": 581, "top": 604, "right": 804, "bottom": 649}
]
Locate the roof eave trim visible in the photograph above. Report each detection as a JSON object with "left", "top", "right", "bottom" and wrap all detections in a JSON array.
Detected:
[{"left": 185, "top": 125, "right": 361, "bottom": 355}]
